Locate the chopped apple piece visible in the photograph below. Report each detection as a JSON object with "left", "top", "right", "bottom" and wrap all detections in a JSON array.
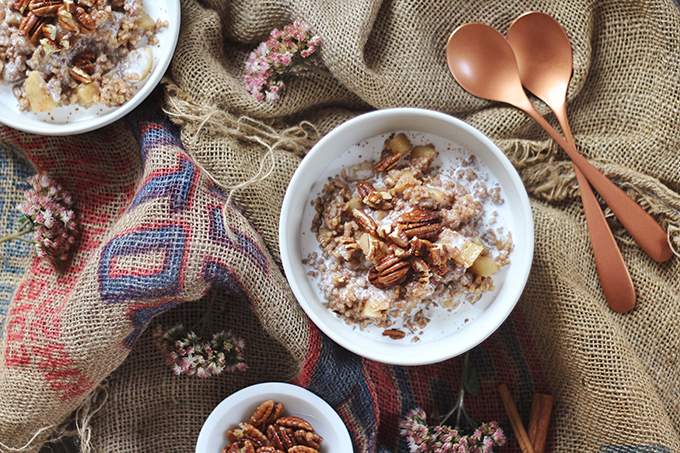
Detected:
[
  {"left": 24, "top": 71, "right": 57, "bottom": 113},
  {"left": 136, "top": 11, "right": 156, "bottom": 30},
  {"left": 469, "top": 256, "right": 499, "bottom": 277},
  {"left": 76, "top": 82, "right": 100, "bottom": 107},
  {"left": 362, "top": 298, "right": 389, "bottom": 318},
  {"left": 120, "top": 46, "right": 153, "bottom": 82}
]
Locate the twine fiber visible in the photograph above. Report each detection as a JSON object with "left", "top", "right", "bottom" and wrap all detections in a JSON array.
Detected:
[{"left": 0, "top": 0, "right": 679, "bottom": 452}]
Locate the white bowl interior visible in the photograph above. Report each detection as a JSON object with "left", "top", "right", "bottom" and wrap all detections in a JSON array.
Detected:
[
  {"left": 195, "top": 382, "right": 353, "bottom": 453},
  {"left": 280, "top": 108, "right": 534, "bottom": 366},
  {"left": 0, "top": 0, "right": 180, "bottom": 135}
]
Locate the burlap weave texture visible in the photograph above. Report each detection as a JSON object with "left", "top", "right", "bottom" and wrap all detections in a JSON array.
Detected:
[{"left": 0, "top": 0, "right": 679, "bottom": 452}]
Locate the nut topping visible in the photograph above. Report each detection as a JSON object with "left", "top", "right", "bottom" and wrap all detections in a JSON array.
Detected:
[
  {"left": 74, "top": 6, "right": 95, "bottom": 34},
  {"left": 368, "top": 254, "right": 410, "bottom": 288},
  {"left": 250, "top": 400, "right": 284, "bottom": 428},
  {"left": 382, "top": 329, "right": 406, "bottom": 340},
  {"left": 351, "top": 208, "right": 377, "bottom": 235},
  {"left": 28, "top": 0, "right": 62, "bottom": 17},
  {"left": 394, "top": 208, "right": 442, "bottom": 239}
]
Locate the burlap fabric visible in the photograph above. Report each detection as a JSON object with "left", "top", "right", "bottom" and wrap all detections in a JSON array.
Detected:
[{"left": 1, "top": 0, "right": 679, "bottom": 452}]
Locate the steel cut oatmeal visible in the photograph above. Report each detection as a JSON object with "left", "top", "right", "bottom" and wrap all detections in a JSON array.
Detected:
[
  {"left": 0, "top": 0, "right": 167, "bottom": 112},
  {"left": 305, "top": 131, "right": 514, "bottom": 338}
]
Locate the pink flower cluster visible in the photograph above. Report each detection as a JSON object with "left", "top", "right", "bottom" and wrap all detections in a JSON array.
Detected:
[
  {"left": 154, "top": 324, "right": 247, "bottom": 378},
  {"left": 17, "top": 174, "right": 77, "bottom": 262},
  {"left": 399, "top": 408, "right": 506, "bottom": 453},
  {"left": 244, "top": 20, "right": 322, "bottom": 102}
]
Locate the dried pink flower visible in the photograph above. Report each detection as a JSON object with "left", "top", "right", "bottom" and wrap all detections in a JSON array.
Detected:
[
  {"left": 154, "top": 324, "right": 247, "bottom": 378},
  {"left": 244, "top": 20, "right": 327, "bottom": 103},
  {"left": 1, "top": 174, "right": 77, "bottom": 263}
]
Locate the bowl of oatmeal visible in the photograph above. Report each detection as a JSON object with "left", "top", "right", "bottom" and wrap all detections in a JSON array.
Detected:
[
  {"left": 279, "top": 108, "right": 534, "bottom": 366},
  {"left": 0, "top": 0, "right": 180, "bottom": 135}
]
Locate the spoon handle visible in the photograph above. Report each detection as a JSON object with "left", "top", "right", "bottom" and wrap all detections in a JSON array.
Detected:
[
  {"left": 554, "top": 103, "right": 636, "bottom": 311},
  {"left": 519, "top": 99, "right": 672, "bottom": 263}
]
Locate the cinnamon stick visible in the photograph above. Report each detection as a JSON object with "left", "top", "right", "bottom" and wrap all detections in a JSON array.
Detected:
[
  {"left": 498, "top": 384, "right": 535, "bottom": 453},
  {"left": 527, "top": 393, "right": 554, "bottom": 453}
]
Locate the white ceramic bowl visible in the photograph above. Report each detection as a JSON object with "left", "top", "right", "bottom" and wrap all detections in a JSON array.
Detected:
[
  {"left": 0, "top": 0, "right": 180, "bottom": 135},
  {"left": 280, "top": 107, "right": 534, "bottom": 366},
  {"left": 195, "top": 382, "right": 353, "bottom": 453}
]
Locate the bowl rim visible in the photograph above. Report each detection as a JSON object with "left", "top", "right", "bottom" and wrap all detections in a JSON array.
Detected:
[
  {"left": 280, "top": 107, "right": 534, "bottom": 365},
  {"left": 195, "top": 382, "right": 353, "bottom": 453},
  {"left": 0, "top": 0, "right": 181, "bottom": 136}
]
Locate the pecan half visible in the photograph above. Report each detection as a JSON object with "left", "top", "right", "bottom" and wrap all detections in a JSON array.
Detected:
[
  {"left": 351, "top": 208, "right": 377, "bottom": 236},
  {"left": 288, "top": 447, "right": 321, "bottom": 453},
  {"left": 72, "top": 50, "right": 95, "bottom": 73},
  {"left": 255, "top": 447, "right": 285, "bottom": 453},
  {"left": 373, "top": 152, "right": 401, "bottom": 172},
  {"left": 368, "top": 254, "right": 410, "bottom": 288},
  {"left": 57, "top": 8, "right": 79, "bottom": 33},
  {"left": 293, "top": 430, "right": 323, "bottom": 450},
  {"left": 29, "top": 0, "right": 62, "bottom": 16},
  {"left": 275, "top": 416, "right": 314, "bottom": 432},
  {"left": 250, "top": 400, "right": 283, "bottom": 428},
  {"left": 74, "top": 6, "right": 95, "bottom": 34},
  {"left": 19, "top": 13, "right": 48, "bottom": 41},
  {"left": 394, "top": 209, "right": 442, "bottom": 239},
  {"left": 267, "top": 424, "right": 295, "bottom": 451},
  {"left": 382, "top": 329, "right": 406, "bottom": 340}
]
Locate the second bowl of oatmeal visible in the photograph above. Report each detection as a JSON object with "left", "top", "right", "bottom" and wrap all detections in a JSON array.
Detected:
[{"left": 280, "top": 108, "right": 533, "bottom": 366}]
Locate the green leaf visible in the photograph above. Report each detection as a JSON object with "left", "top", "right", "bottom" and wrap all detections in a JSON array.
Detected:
[{"left": 462, "top": 360, "right": 480, "bottom": 396}]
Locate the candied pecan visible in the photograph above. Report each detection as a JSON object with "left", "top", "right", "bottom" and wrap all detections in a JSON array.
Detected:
[
  {"left": 76, "top": 0, "right": 94, "bottom": 6},
  {"left": 267, "top": 425, "right": 295, "bottom": 451},
  {"left": 29, "top": 0, "right": 62, "bottom": 17},
  {"left": 250, "top": 400, "right": 284, "bottom": 428},
  {"left": 382, "top": 329, "right": 406, "bottom": 340},
  {"left": 275, "top": 416, "right": 314, "bottom": 432},
  {"left": 288, "top": 446, "right": 321, "bottom": 453},
  {"left": 293, "top": 430, "right": 323, "bottom": 450},
  {"left": 255, "top": 447, "right": 285, "bottom": 453},
  {"left": 368, "top": 254, "right": 410, "bottom": 288}
]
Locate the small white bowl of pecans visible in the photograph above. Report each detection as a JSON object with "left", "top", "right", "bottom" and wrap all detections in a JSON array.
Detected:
[
  {"left": 280, "top": 107, "right": 534, "bottom": 366},
  {"left": 0, "top": 0, "right": 180, "bottom": 135},
  {"left": 195, "top": 382, "right": 353, "bottom": 453}
]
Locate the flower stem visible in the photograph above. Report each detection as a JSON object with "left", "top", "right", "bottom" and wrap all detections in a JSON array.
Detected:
[
  {"left": 295, "top": 62, "right": 332, "bottom": 78},
  {"left": 0, "top": 224, "right": 34, "bottom": 244}
]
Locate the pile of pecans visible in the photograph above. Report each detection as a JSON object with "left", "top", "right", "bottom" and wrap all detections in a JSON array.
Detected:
[{"left": 223, "top": 400, "right": 324, "bottom": 453}]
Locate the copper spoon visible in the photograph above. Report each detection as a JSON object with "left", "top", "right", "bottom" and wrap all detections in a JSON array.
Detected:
[
  {"left": 506, "top": 12, "right": 635, "bottom": 311},
  {"left": 446, "top": 23, "right": 672, "bottom": 264}
]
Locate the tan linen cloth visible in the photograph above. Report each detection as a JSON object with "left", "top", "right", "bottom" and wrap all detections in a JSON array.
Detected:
[{"left": 0, "top": 0, "right": 679, "bottom": 452}]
